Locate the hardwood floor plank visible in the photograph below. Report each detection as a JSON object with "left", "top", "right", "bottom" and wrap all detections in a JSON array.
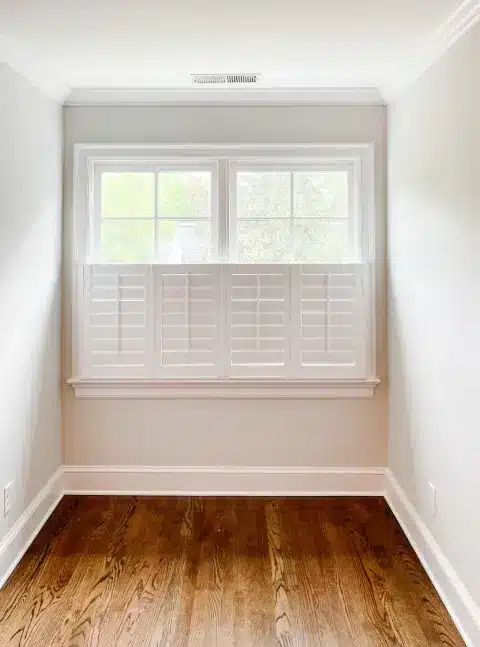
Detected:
[
  {"left": 0, "top": 496, "right": 465, "bottom": 647},
  {"left": 186, "top": 498, "right": 236, "bottom": 647},
  {"left": 265, "top": 500, "right": 296, "bottom": 647},
  {"left": 280, "top": 499, "right": 347, "bottom": 646},
  {"left": 136, "top": 497, "right": 197, "bottom": 647},
  {"left": 232, "top": 499, "right": 275, "bottom": 646}
]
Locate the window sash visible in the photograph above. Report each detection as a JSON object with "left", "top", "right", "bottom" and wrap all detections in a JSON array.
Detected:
[
  {"left": 89, "top": 158, "right": 360, "bottom": 265},
  {"left": 228, "top": 161, "right": 356, "bottom": 263},
  {"left": 92, "top": 161, "right": 219, "bottom": 264}
]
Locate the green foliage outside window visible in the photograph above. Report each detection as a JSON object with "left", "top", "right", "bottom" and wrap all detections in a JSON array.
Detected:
[{"left": 98, "top": 169, "right": 350, "bottom": 263}]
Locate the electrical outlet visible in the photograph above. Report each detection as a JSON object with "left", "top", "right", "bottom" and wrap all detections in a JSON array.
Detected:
[
  {"left": 428, "top": 481, "right": 437, "bottom": 517},
  {"left": 3, "top": 482, "right": 12, "bottom": 517}
]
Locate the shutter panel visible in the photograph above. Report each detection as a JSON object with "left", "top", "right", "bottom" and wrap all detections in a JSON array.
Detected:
[
  {"left": 82, "top": 265, "right": 151, "bottom": 378},
  {"left": 225, "top": 265, "right": 290, "bottom": 377},
  {"left": 79, "top": 263, "right": 370, "bottom": 382},
  {"left": 291, "top": 264, "right": 367, "bottom": 379},
  {"left": 155, "top": 265, "right": 221, "bottom": 378}
]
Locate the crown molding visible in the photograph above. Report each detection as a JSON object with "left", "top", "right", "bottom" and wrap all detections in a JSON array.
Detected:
[
  {"left": 0, "top": 34, "right": 69, "bottom": 102},
  {"left": 2, "top": 1, "right": 478, "bottom": 106},
  {"left": 381, "top": 0, "right": 480, "bottom": 101},
  {"left": 64, "top": 86, "right": 385, "bottom": 107}
]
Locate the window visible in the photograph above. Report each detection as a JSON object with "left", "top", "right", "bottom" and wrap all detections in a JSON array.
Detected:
[
  {"left": 230, "top": 164, "right": 354, "bottom": 263},
  {"left": 90, "top": 159, "right": 357, "bottom": 266},
  {"left": 71, "top": 145, "right": 378, "bottom": 398},
  {"left": 94, "top": 164, "right": 215, "bottom": 264}
]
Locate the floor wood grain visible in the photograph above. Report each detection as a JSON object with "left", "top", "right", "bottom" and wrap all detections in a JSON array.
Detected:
[{"left": 0, "top": 496, "right": 465, "bottom": 647}]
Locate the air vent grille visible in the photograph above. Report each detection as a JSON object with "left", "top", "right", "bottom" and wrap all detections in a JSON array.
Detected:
[{"left": 192, "top": 73, "right": 260, "bottom": 85}]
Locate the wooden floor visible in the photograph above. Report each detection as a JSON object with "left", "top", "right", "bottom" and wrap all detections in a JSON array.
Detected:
[{"left": 0, "top": 496, "right": 464, "bottom": 647}]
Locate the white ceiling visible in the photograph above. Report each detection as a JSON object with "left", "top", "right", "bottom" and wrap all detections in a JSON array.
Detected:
[{"left": 0, "top": 0, "right": 467, "bottom": 97}]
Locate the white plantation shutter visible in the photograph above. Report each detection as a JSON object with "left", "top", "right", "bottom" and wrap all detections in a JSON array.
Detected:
[
  {"left": 290, "top": 264, "right": 367, "bottom": 379},
  {"left": 155, "top": 266, "right": 221, "bottom": 377},
  {"left": 225, "top": 266, "right": 290, "bottom": 377},
  {"left": 79, "top": 263, "right": 370, "bottom": 382},
  {"left": 82, "top": 265, "right": 151, "bottom": 378}
]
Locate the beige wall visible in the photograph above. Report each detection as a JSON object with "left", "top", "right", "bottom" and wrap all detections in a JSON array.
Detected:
[
  {"left": 388, "top": 23, "right": 480, "bottom": 605},
  {"left": 63, "top": 105, "right": 387, "bottom": 467},
  {"left": 0, "top": 65, "right": 63, "bottom": 542}
]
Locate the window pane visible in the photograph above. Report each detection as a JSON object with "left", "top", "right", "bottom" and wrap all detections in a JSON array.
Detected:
[
  {"left": 101, "top": 173, "right": 155, "bottom": 218},
  {"left": 294, "top": 171, "right": 348, "bottom": 218},
  {"left": 237, "top": 220, "right": 292, "bottom": 263},
  {"left": 237, "top": 172, "right": 290, "bottom": 219},
  {"left": 157, "top": 172, "right": 210, "bottom": 218},
  {"left": 236, "top": 219, "right": 350, "bottom": 263},
  {"left": 293, "top": 219, "right": 350, "bottom": 262},
  {"left": 157, "top": 221, "right": 211, "bottom": 263},
  {"left": 100, "top": 220, "right": 154, "bottom": 262}
]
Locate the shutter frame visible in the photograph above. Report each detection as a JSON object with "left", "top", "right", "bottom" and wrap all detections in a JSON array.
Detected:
[
  {"left": 153, "top": 265, "right": 222, "bottom": 378},
  {"left": 82, "top": 264, "right": 151, "bottom": 379},
  {"left": 290, "top": 263, "right": 368, "bottom": 379},
  {"left": 225, "top": 265, "right": 290, "bottom": 377},
  {"left": 78, "top": 262, "right": 370, "bottom": 382}
]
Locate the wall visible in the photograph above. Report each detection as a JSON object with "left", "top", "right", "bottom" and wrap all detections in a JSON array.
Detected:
[
  {"left": 388, "top": 21, "right": 480, "bottom": 611},
  {"left": 63, "top": 105, "right": 387, "bottom": 468},
  {"left": 0, "top": 66, "right": 63, "bottom": 544}
]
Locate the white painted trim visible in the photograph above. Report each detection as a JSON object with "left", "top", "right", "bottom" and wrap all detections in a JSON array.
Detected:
[
  {"left": 64, "top": 87, "right": 385, "bottom": 107},
  {"left": 74, "top": 142, "right": 376, "bottom": 152},
  {"left": 0, "top": 38, "right": 69, "bottom": 102},
  {"left": 385, "top": 470, "right": 480, "bottom": 647},
  {"left": 0, "top": 468, "right": 64, "bottom": 589},
  {"left": 382, "top": 0, "right": 480, "bottom": 101},
  {"left": 67, "top": 378, "right": 380, "bottom": 399},
  {"left": 62, "top": 465, "right": 385, "bottom": 496}
]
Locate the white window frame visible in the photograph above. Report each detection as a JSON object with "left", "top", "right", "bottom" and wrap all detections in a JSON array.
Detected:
[
  {"left": 91, "top": 160, "right": 219, "bottom": 264},
  {"left": 70, "top": 143, "right": 379, "bottom": 399},
  {"left": 228, "top": 160, "right": 358, "bottom": 264}
]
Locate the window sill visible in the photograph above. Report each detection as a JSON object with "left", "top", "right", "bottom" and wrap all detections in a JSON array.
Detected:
[{"left": 67, "top": 378, "right": 380, "bottom": 400}]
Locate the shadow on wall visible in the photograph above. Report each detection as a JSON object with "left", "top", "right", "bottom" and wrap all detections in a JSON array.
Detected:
[
  {"left": 0, "top": 203, "right": 62, "bottom": 544},
  {"left": 388, "top": 261, "right": 440, "bottom": 517}
]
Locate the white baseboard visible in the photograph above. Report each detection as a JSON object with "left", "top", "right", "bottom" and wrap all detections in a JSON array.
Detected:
[
  {"left": 385, "top": 469, "right": 480, "bottom": 647},
  {"left": 0, "top": 467, "right": 64, "bottom": 589},
  {"left": 62, "top": 465, "right": 385, "bottom": 496}
]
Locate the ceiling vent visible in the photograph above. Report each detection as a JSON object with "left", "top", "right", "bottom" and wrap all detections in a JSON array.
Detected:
[{"left": 191, "top": 73, "right": 260, "bottom": 85}]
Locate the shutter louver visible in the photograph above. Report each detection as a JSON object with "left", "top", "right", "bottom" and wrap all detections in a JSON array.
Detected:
[
  {"left": 291, "top": 264, "right": 367, "bottom": 379},
  {"left": 82, "top": 265, "right": 151, "bottom": 378},
  {"left": 79, "top": 263, "right": 369, "bottom": 382},
  {"left": 225, "top": 266, "right": 290, "bottom": 377},
  {"left": 155, "top": 266, "right": 221, "bottom": 378}
]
